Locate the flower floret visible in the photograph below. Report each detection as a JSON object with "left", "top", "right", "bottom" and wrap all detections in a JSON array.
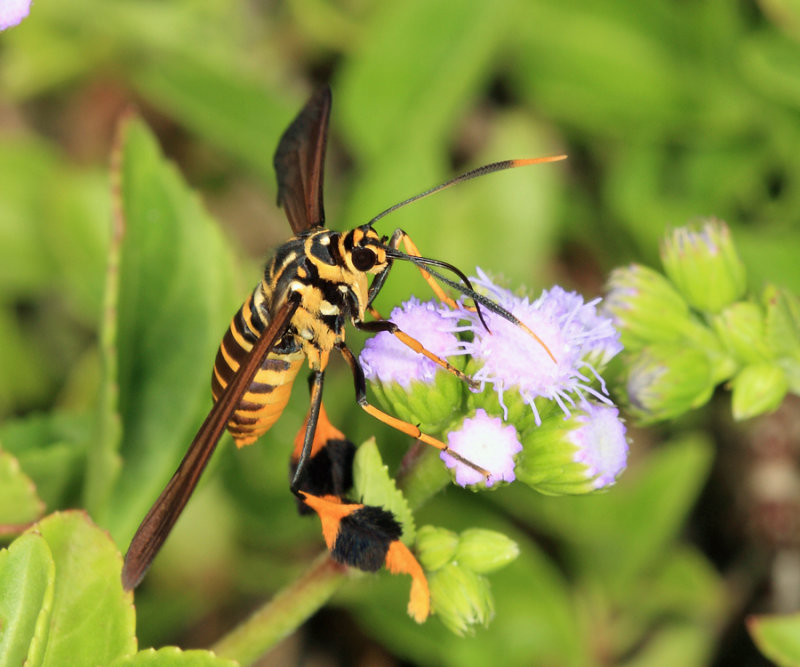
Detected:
[
  {"left": 441, "top": 409, "right": 522, "bottom": 488},
  {"left": 360, "top": 297, "right": 462, "bottom": 388},
  {"left": 567, "top": 403, "right": 628, "bottom": 489},
  {"left": 456, "top": 269, "right": 622, "bottom": 423},
  {"left": 0, "top": 0, "right": 30, "bottom": 30}
]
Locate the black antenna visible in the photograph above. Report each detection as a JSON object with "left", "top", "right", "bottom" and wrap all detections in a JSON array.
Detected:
[
  {"left": 367, "top": 155, "right": 567, "bottom": 228},
  {"left": 386, "top": 249, "right": 557, "bottom": 364}
]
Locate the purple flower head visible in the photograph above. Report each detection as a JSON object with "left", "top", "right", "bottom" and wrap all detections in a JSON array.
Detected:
[
  {"left": 360, "top": 297, "right": 462, "bottom": 388},
  {"left": 567, "top": 403, "right": 628, "bottom": 489},
  {"left": 454, "top": 269, "right": 622, "bottom": 423},
  {"left": 440, "top": 409, "right": 522, "bottom": 488},
  {"left": 516, "top": 400, "right": 628, "bottom": 493},
  {"left": 1, "top": 0, "right": 30, "bottom": 30}
]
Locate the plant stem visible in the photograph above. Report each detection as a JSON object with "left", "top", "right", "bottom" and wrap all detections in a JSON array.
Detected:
[
  {"left": 397, "top": 442, "right": 451, "bottom": 510},
  {"left": 212, "top": 552, "right": 347, "bottom": 665}
]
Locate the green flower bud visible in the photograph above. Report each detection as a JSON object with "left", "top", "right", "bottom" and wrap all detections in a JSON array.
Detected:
[
  {"left": 711, "top": 302, "right": 770, "bottom": 364},
  {"left": 763, "top": 285, "right": 800, "bottom": 392},
  {"left": 660, "top": 219, "right": 746, "bottom": 314},
  {"left": 454, "top": 529, "right": 519, "bottom": 574},
  {"left": 731, "top": 362, "right": 788, "bottom": 420},
  {"left": 516, "top": 402, "right": 628, "bottom": 494},
  {"left": 604, "top": 264, "right": 693, "bottom": 352},
  {"left": 416, "top": 525, "right": 459, "bottom": 572},
  {"left": 762, "top": 286, "right": 800, "bottom": 393},
  {"left": 429, "top": 563, "right": 494, "bottom": 636},
  {"left": 625, "top": 344, "right": 715, "bottom": 422},
  {"left": 370, "top": 368, "right": 466, "bottom": 434}
]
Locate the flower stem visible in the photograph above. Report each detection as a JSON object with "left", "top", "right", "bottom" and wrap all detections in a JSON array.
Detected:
[
  {"left": 212, "top": 552, "right": 347, "bottom": 665},
  {"left": 397, "top": 441, "right": 451, "bottom": 510}
]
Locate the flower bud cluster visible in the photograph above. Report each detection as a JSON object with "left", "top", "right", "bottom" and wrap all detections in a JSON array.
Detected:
[
  {"left": 604, "top": 218, "right": 799, "bottom": 421},
  {"left": 415, "top": 526, "right": 519, "bottom": 635}
]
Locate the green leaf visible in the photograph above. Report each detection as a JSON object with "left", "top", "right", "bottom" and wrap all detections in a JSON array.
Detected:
[
  {"left": 338, "top": 0, "right": 516, "bottom": 163},
  {"left": 25, "top": 512, "right": 136, "bottom": 666},
  {"left": 512, "top": 2, "right": 683, "bottom": 135},
  {"left": 0, "top": 137, "right": 109, "bottom": 415},
  {"left": 86, "top": 123, "right": 125, "bottom": 521},
  {"left": 352, "top": 439, "right": 415, "bottom": 545},
  {"left": 132, "top": 56, "right": 294, "bottom": 182},
  {"left": 622, "top": 623, "right": 715, "bottom": 667},
  {"left": 0, "top": 447, "right": 44, "bottom": 525},
  {"left": 110, "top": 646, "right": 237, "bottom": 667},
  {"left": 0, "top": 513, "right": 135, "bottom": 667},
  {"left": 0, "top": 137, "right": 57, "bottom": 294},
  {"left": 764, "top": 285, "right": 800, "bottom": 355},
  {"left": 0, "top": 412, "right": 90, "bottom": 511},
  {"left": 0, "top": 533, "right": 55, "bottom": 667},
  {"left": 742, "top": 31, "right": 800, "bottom": 111},
  {"left": 100, "top": 115, "right": 239, "bottom": 543},
  {"left": 748, "top": 612, "right": 800, "bottom": 667},
  {"left": 579, "top": 434, "right": 713, "bottom": 590},
  {"left": 501, "top": 434, "right": 714, "bottom": 593},
  {"left": 42, "top": 168, "right": 111, "bottom": 323},
  {"left": 644, "top": 546, "right": 725, "bottom": 622}
]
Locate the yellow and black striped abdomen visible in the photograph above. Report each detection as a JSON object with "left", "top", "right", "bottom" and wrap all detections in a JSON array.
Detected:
[{"left": 212, "top": 290, "right": 305, "bottom": 448}]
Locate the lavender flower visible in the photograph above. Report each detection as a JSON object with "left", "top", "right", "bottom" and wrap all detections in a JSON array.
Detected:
[
  {"left": 1, "top": 0, "right": 30, "bottom": 30},
  {"left": 361, "top": 297, "right": 462, "bottom": 387},
  {"left": 455, "top": 269, "right": 622, "bottom": 424},
  {"left": 565, "top": 403, "right": 628, "bottom": 489},
  {"left": 516, "top": 402, "right": 628, "bottom": 494},
  {"left": 359, "top": 298, "right": 466, "bottom": 431},
  {"left": 440, "top": 409, "right": 522, "bottom": 488}
]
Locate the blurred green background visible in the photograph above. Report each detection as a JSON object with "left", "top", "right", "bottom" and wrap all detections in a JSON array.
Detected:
[{"left": 2, "top": 0, "right": 799, "bottom": 665}]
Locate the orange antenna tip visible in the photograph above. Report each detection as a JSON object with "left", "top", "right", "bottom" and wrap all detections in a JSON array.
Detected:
[{"left": 511, "top": 155, "right": 568, "bottom": 167}]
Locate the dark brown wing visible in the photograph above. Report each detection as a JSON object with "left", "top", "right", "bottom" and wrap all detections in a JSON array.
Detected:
[
  {"left": 121, "top": 296, "right": 301, "bottom": 590},
  {"left": 273, "top": 86, "right": 332, "bottom": 233}
]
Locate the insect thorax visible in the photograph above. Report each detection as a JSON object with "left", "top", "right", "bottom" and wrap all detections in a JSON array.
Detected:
[{"left": 255, "top": 228, "right": 378, "bottom": 369}]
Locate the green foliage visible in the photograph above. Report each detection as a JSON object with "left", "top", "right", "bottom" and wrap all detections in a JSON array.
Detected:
[
  {"left": 0, "top": 448, "right": 44, "bottom": 524},
  {"left": 2, "top": 0, "right": 799, "bottom": 665},
  {"left": 98, "top": 116, "right": 239, "bottom": 541},
  {"left": 353, "top": 439, "right": 416, "bottom": 545},
  {"left": 0, "top": 512, "right": 232, "bottom": 666},
  {"left": 748, "top": 613, "right": 800, "bottom": 667}
]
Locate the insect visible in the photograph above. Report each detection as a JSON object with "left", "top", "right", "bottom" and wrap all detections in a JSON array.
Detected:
[{"left": 121, "top": 86, "right": 564, "bottom": 620}]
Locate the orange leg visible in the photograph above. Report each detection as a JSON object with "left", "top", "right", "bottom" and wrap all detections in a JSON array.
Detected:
[
  {"left": 356, "top": 319, "right": 477, "bottom": 390},
  {"left": 337, "top": 342, "right": 490, "bottom": 480}
]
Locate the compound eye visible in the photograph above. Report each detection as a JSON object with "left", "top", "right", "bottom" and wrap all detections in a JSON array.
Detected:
[{"left": 351, "top": 246, "right": 377, "bottom": 271}]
